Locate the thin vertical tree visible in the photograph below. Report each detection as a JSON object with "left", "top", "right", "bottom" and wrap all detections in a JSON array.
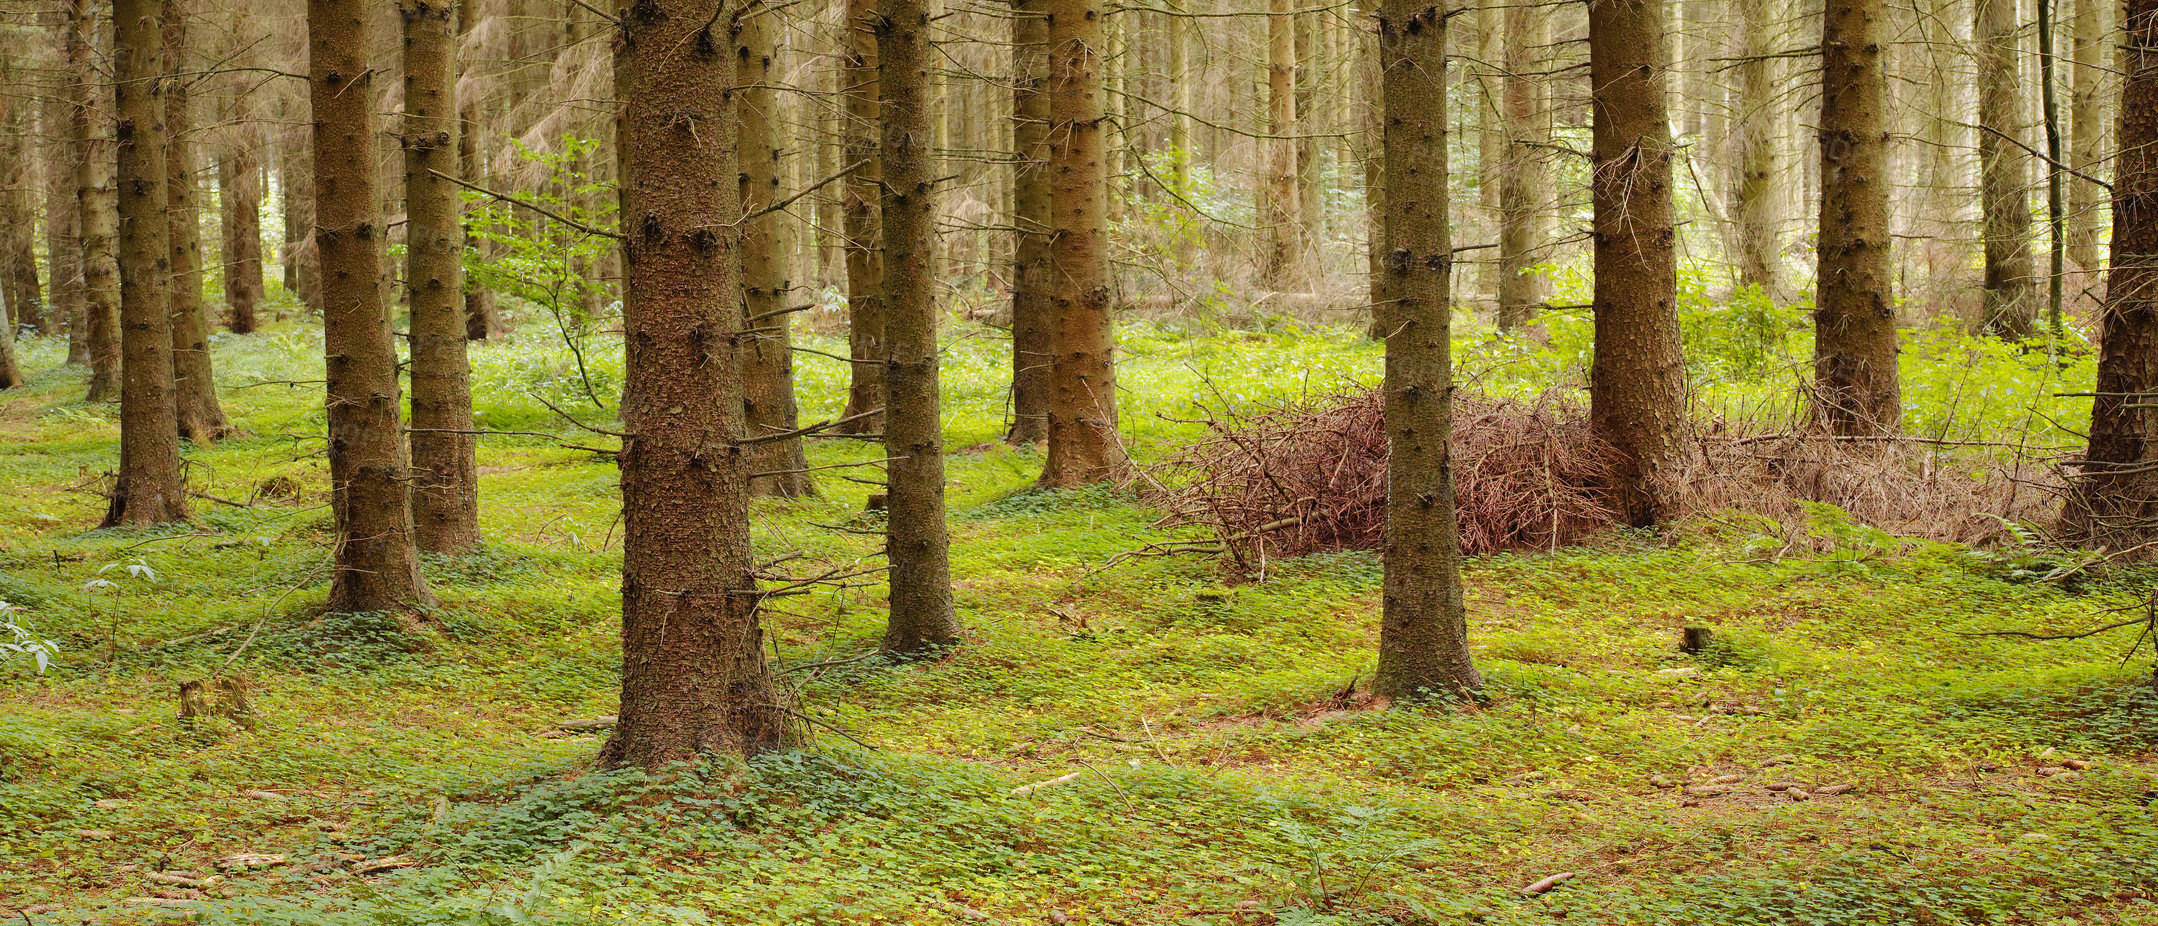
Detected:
[
  {"left": 1039, "top": 0, "right": 1126, "bottom": 487},
  {"left": 2064, "top": 0, "right": 2158, "bottom": 542},
  {"left": 739, "top": 0, "right": 814, "bottom": 497},
  {"left": 1371, "top": 0, "right": 1479, "bottom": 702},
  {"left": 310, "top": 0, "right": 434, "bottom": 610},
  {"left": 1262, "top": 0, "right": 1301, "bottom": 289},
  {"left": 839, "top": 0, "right": 886, "bottom": 434},
  {"left": 403, "top": 0, "right": 482, "bottom": 554},
  {"left": 1494, "top": 1, "right": 1547, "bottom": 329},
  {"left": 2067, "top": 0, "right": 2105, "bottom": 280},
  {"left": 0, "top": 48, "right": 33, "bottom": 388},
  {"left": 1814, "top": 0, "right": 1903, "bottom": 435},
  {"left": 106, "top": 0, "right": 188, "bottom": 526},
  {"left": 41, "top": 51, "right": 84, "bottom": 351},
  {"left": 1733, "top": 0, "right": 1780, "bottom": 297},
  {"left": 603, "top": 0, "right": 793, "bottom": 767},
  {"left": 72, "top": 0, "right": 122, "bottom": 403},
  {"left": 1588, "top": 0, "right": 1689, "bottom": 526},
  {"left": 1976, "top": 0, "right": 2037, "bottom": 336},
  {"left": 217, "top": 105, "right": 263, "bottom": 334},
  {"left": 1008, "top": 0, "right": 1051, "bottom": 445},
  {"left": 878, "top": 0, "right": 961, "bottom": 654},
  {"left": 164, "top": 0, "right": 231, "bottom": 443},
  {"left": 455, "top": 0, "right": 501, "bottom": 342},
  {"left": 1359, "top": 0, "right": 1385, "bottom": 339}
]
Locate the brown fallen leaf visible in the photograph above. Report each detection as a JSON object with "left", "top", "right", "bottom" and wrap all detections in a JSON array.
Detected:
[{"left": 1521, "top": 872, "right": 1576, "bottom": 896}]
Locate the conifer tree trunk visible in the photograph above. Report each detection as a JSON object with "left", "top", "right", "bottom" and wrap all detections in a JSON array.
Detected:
[
  {"left": 42, "top": 78, "right": 83, "bottom": 348},
  {"left": 1039, "top": 0, "right": 1126, "bottom": 487},
  {"left": 1815, "top": 0, "right": 1903, "bottom": 435},
  {"left": 877, "top": 0, "right": 960, "bottom": 654},
  {"left": 1167, "top": 2, "right": 1192, "bottom": 195},
  {"left": 839, "top": 0, "right": 886, "bottom": 433},
  {"left": 2068, "top": 0, "right": 2105, "bottom": 277},
  {"left": 164, "top": 0, "right": 231, "bottom": 443},
  {"left": 218, "top": 134, "right": 262, "bottom": 334},
  {"left": 1494, "top": 2, "right": 1547, "bottom": 328},
  {"left": 1007, "top": 0, "right": 1051, "bottom": 445},
  {"left": 1295, "top": 10, "right": 1321, "bottom": 270},
  {"left": 403, "top": 0, "right": 481, "bottom": 554},
  {"left": 1589, "top": 0, "right": 1689, "bottom": 525},
  {"left": 1262, "top": 0, "right": 1300, "bottom": 289},
  {"left": 740, "top": 0, "right": 814, "bottom": 497},
  {"left": 1360, "top": 0, "right": 1385, "bottom": 338},
  {"left": 72, "top": 0, "right": 122, "bottom": 402},
  {"left": 0, "top": 73, "right": 38, "bottom": 387},
  {"left": 310, "top": 0, "right": 433, "bottom": 610},
  {"left": 279, "top": 99, "right": 320, "bottom": 314},
  {"left": 108, "top": 0, "right": 188, "bottom": 525},
  {"left": 1734, "top": 0, "right": 1780, "bottom": 296},
  {"left": 2065, "top": 0, "right": 2158, "bottom": 542},
  {"left": 1371, "top": 0, "right": 1479, "bottom": 702},
  {"left": 455, "top": 0, "right": 501, "bottom": 341},
  {"left": 603, "top": 0, "right": 792, "bottom": 767},
  {"left": 1976, "top": 0, "right": 2037, "bottom": 336}
]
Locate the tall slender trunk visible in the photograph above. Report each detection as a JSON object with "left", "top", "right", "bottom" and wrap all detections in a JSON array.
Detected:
[
  {"left": 1104, "top": 6, "right": 1126, "bottom": 225},
  {"left": 1167, "top": 2, "right": 1192, "bottom": 195},
  {"left": 1977, "top": 0, "right": 2037, "bottom": 335},
  {"left": 2064, "top": 0, "right": 2158, "bottom": 542},
  {"left": 456, "top": 0, "right": 501, "bottom": 341},
  {"left": 403, "top": 0, "right": 481, "bottom": 554},
  {"left": 0, "top": 81, "right": 38, "bottom": 387},
  {"left": 740, "top": 0, "right": 814, "bottom": 497},
  {"left": 1371, "top": 0, "right": 1479, "bottom": 702},
  {"left": 877, "top": 0, "right": 960, "bottom": 654},
  {"left": 602, "top": 0, "right": 793, "bottom": 768},
  {"left": 1007, "top": 0, "right": 1052, "bottom": 445},
  {"left": 1815, "top": 0, "right": 1903, "bottom": 435},
  {"left": 839, "top": 0, "right": 886, "bottom": 433},
  {"left": 1476, "top": 4, "right": 1503, "bottom": 306},
  {"left": 1589, "top": 0, "right": 1689, "bottom": 525},
  {"left": 107, "top": 0, "right": 188, "bottom": 526},
  {"left": 72, "top": 0, "right": 122, "bottom": 402},
  {"left": 817, "top": 7, "right": 846, "bottom": 290},
  {"left": 218, "top": 132, "right": 262, "bottom": 334},
  {"left": 310, "top": 0, "right": 433, "bottom": 610},
  {"left": 279, "top": 96, "right": 320, "bottom": 314},
  {"left": 1360, "top": 0, "right": 1385, "bottom": 338},
  {"left": 42, "top": 63, "right": 83, "bottom": 350},
  {"left": 1495, "top": 3, "right": 1548, "bottom": 328},
  {"left": 164, "top": 0, "right": 230, "bottom": 443},
  {"left": 1262, "top": 0, "right": 1300, "bottom": 289},
  {"left": 1039, "top": 0, "right": 1126, "bottom": 486},
  {"left": 1734, "top": 0, "right": 1781, "bottom": 296},
  {"left": 1295, "top": 10, "right": 1321, "bottom": 269},
  {"left": 2067, "top": 0, "right": 2105, "bottom": 279}
]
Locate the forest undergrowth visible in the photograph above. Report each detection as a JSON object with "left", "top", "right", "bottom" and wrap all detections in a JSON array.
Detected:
[{"left": 4, "top": 296, "right": 2157, "bottom": 925}]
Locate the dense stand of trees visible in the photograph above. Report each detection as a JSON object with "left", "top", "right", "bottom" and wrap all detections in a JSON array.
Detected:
[{"left": 1, "top": 0, "right": 2156, "bottom": 764}]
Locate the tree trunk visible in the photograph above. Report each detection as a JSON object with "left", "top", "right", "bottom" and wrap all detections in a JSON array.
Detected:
[
  {"left": 1167, "top": 2, "right": 1192, "bottom": 195},
  {"left": 1589, "top": 0, "right": 1690, "bottom": 526},
  {"left": 740, "top": 0, "right": 814, "bottom": 498},
  {"left": 2068, "top": 0, "right": 2105, "bottom": 278},
  {"left": 0, "top": 84, "right": 35, "bottom": 388},
  {"left": 877, "top": 0, "right": 961, "bottom": 655},
  {"left": 1295, "top": 10, "right": 1322, "bottom": 271},
  {"left": 1039, "top": 0, "right": 1126, "bottom": 487},
  {"left": 1495, "top": 2, "right": 1548, "bottom": 328},
  {"left": 1360, "top": 0, "right": 1385, "bottom": 338},
  {"left": 72, "top": 0, "right": 122, "bottom": 402},
  {"left": 164, "top": 0, "right": 231, "bottom": 443},
  {"left": 106, "top": 0, "right": 188, "bottom": 526},
  {"left": 310, "top": 0, "right": 433, "bottom": 610},
  {"left": 1977, "top": 0, "right": 2038, "bottom": 336},
  {"left": 1262, "top": 0, "right": 1300, "bottom": 289},
  {"left": 1815, "top": 0, "right": 1904, "bottom": 435},
  {"left": 403, "top": 0, "right": 481, "bottom": 555},
  {"left": 602, "top": 0, "right": 793, "bottom": 768},
  {"left": 1371, "top": 0, "right": 1480, "bottom": 702},
  {"left": 218, "top": 135, "right": 262, "bottom": 334},
  {"left": 2064, "top": 0, "right": 2158, "bottom": 542},
  {"left": 454, "top": 0, "right": 501, "bottom": 341},
  {"left": 1733, "top": 0, "right": 1781, "bottom": 296},
  {"left": 839, "top": 0, "right": 886, "bottom": 434},
  {"left": 1007, "top": 0, "right": 1051, "bottom": 445},
  {"left": 42, "top": 71, "right": 83, "bottom": 352},
  {"left": 279, "top": 97, "right": 320, "bottom": 315}
]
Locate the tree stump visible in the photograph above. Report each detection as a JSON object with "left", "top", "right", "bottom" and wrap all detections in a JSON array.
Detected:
[
  {"left": 214, "top": 676, "right": 257, "bottom": 729},
  {"left": 1681, "top": 626, "right": 1714, "bottom": 655}
]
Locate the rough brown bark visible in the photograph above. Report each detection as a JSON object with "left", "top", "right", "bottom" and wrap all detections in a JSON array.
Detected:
[
  {"left": 42, "top": 73, "right": 84, "bottom": 351},
  {"left": 454, "top": 0, "right": 500, "bottom": 341},
  {"left": 839, "top": 0, "right": 886, "bottom": 434},
  {"left": 2064, "top": 0, "right": 2158, "bottom": 542},
  {"left": 1733, "top": 0, "right": 1780, "bottom": 297},
  {"left": 602, "top": 0, "right": 793, "bottom": 768},
  {"left": 1007, "top": 0, "right": 1051, "bottom": 445},
  {"left": 1262, "top": 0, "right": 1301, "bottom": 289},
  {"left": 1038, "top": 0, "right": 1126, "bottom": 487},
  {"left": 164, "top": 0, "right": 232, "bottom": 443},
  {"left": 279, "top": 97, "right": 320, "bottom": 314},
  {"left": 1360, "top": 0, "right": 1385, "bottom": 338},
  {"left": 73, "top": 0, "right": 123, "bottom": 402},
  {"left": 1494, "top": 2, "right": 1547, "bottom": 329},
  {"left": 739, "top": 0, "right": 814, "bottom": 498},
  {"left": 2068, "top": 0, "right": 2105, "bottom": 277},
  {"left": 1976, "top": 0, "right": 2037, "bottom": 336},
  {"left": 311, "top": 0, "right": 433, "bottom": 610},
  {"left": 1371, "top": 0, "right": 1479, "bottom": 702},
  {"left": 0, "top": 64, "right": 43, "bottom": 359},
  {"left": 876, "top": 0, "right": 961, "bottom": 655},
  {"left": 1589, "top": 0, "right": 1690, "bottom": 526},
  {"left": 107, "top": 0, "right": 188, "bottom": 526},
  {"left": 1814, "top": 0, "right": 1903, "bottom": 435},
  {"left": 403, "top": 0, "right": 481, "bottom": 554},
  {"left": 1295, "top": 10, "right": 1322, "bottom": 269},
  {"left": 218, "top": 135, "right": 262, "bottom": 334}
]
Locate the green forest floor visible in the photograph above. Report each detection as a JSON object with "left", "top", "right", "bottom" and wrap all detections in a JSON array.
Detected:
[{"left": 4, "top": 312, "right": 2158, "bottom": 925}]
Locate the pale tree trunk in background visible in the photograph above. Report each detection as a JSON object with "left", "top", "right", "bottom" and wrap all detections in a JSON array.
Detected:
[
  {"left": 0, "top": 60, "right": 41, "bottom": 385},
  {"left": 72, "top": 0, "right": 122, "bottom": 402},
  {"left": 1734, "top": 0, "right": 1781, "bottom": 297},
  {"left": 310, "top": 0, "right": 433, "bottom": 611},
  {"left": 41, "top": 41, "right": 82, "bottom": 350},
  {"left": 1039, "top": 0, "right": 1126, "bottom": 486},
  {"left": 1295, "top": 10, "right": 1321, "bottom": 272},
  {"left": 817, "top": 8, "right": 846, "bottom": 289},
  {"left": 1262, "top": 0, "right": 1300, "bottom": 289},
  {"left": 165, "top": 0, "right": 232, "bottom": 443},
  {"left": 877, "top": 0, "right": 961, "bottom": 655},
  {"left": 1589, "top": 0, "right": 1690, "bottom": 526},
  {"left": 1104, "top": 7, "right": 1126, "bottom": 225},
  {"left": 279, "top": 95, "right": 319, "bottom": 314},
  {"left": 403, "top": 0, "right": 482, "bottom": 554},
  {"left": 740, "top": 0, "right": 814, "bottom": 498},
  {"left": 2067, "top": 0, "right": 2106, "bottom": 283},
  {"left": 1815, "top": 0, "right": 1904, "bottom": 434},
  {"left": 1167, "top": 3, "right": 1192, "bottom": 194},
  {"left": 1007, "top": 0, "right": 1051, "bottom": 445},
  {"left": 218, "top": 125, "right": 263, "bottom": 334},
  {"left": 457, "top": 0, "right": 502, "bottom": 340},
  {"left": 1920, "top": 0, "right": 1967, "bottom": 303},
  {"left": 1495, "top": 2, "right": 1548, "bottom": 329},
  {"left": 1977, "top": 0, "right": 2038, "bottom": 336},
  {"left": 603, "top": 0, "right": 793, "bottom": 768},
  {"left": 1371, "top": 0, "right": 1479, "bottom": 702},
  {"left": 840, "top": 0, "right": 886, "bottom": 434},
  {"left": 2064, "top": 0, "right": 2158, "bottom": 542},
  {"left": 1360, "top": 0, "right": 1385, "bottom": 338},
  {"left": 1477, "top": 4, "right": 1503, "bottom": 305},
  {"left": 107, "top": 0, "right": 188, "bottom": 526}
]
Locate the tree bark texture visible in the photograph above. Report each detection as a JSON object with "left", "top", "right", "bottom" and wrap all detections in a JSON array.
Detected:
[
  {"left": 840, "top": 0, "right": 886, "bottom": 434},
  {"left": 1734, "top": 0, "right": 1780, "bottom": 296},
  {"left": 1262, "top": 0, "right": 1301, "bottom": 289},
  {"left": 218, "top": 134, "right": 262, "bottom": 334},
  {"left": 164, "top": 0, "right": 232, "bottom": 443},
  {"left": 1008, "top": 0, "right": 1051, "bottom": 445},
  {"left": 739, "top": 1, "right": 815, "bottom": 498},
  {"left": 1815, "top": 0, "right": 1904, "bottom": 435},
  {"left": 107, "top": 0, "right": 188, "bottom": 526},
  {"left": 2068, "top": 0, "right": 2106, "bottom": 277},
  {"left": 1976, "top": 0, "right": 2038, "bottom": 336},
  {"left": 1494, "top": 1, "right": 1548, "bottom": 328},
  {"left": 72, "top": 0, "right": 123, "bottom": 403}
]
